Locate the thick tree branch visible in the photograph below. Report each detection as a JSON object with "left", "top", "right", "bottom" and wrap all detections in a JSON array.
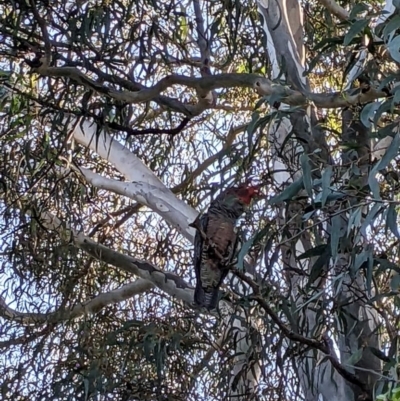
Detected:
[
  {"left": 39, "top": 211, "right": 194, "bottom": 304},
  {"left": 193, "top": 0, "right": 211, "bottom": 67},
  {"left": 0, "top": 280, "right": 153, "bottom": 325},
  {"left": 0, "top": 203, "right": 195, "bottom": 325},
  {"left": 79, "top": 125, "right": 243, "bottom": 235},
  {"left": 69, "top": 118, "right": 198, "bottom": 242},
  {"left": 33, "top": 65, "right": 388, "bottom": 109},
  {"left": 316, "top": 0, "right": 349, "bottom": 21}
]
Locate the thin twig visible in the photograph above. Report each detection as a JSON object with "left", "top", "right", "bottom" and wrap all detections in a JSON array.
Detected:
[{"left": 29, "top": 0, "right": 52, "bottom": 65}]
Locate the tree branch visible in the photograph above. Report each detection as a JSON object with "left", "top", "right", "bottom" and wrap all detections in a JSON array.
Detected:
[
  {"left": 69, "top": 117, "right": 199, "bottom": 242},
  {"left": 232, "top": 269, "right": 371, "bottom": 394},
  {"left": 39, "top": 210, "right": 194, "bottom": 304},
  {"left": 32, "top": 65, "right": 388, "bottom": 109},
  {"left": 316, "top": 0, "right": 349, "bottom": 21},
  {"left": 0, "top": 279, "right": 153, "bottom": 325}
]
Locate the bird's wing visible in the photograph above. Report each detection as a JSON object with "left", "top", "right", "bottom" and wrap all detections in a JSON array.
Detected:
[
  {"left": 205, "top": 214, "right": 237, "bottom": 259},
  {"left": 193, "top": 213, "right": 238, "bottom": 309},
  {"left": 193, "top": 214, "right": 208, "bottom": 306}
]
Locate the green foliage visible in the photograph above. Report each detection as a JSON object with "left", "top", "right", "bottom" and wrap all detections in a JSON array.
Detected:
[
  {"left": 0, "top": 0, "right": 400, "bottom": 400},
  {"left": 377, "top": 387, "right": 400, "bottom": 401}
]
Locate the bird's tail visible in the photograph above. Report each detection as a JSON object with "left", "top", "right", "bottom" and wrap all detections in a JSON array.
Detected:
[{"left": 194, "top": 285, "right": 220, "bottom": 310}]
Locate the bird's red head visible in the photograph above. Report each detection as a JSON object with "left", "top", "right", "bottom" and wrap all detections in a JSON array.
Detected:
[{"left": 228, "top": 184, "right": 261, "bottom": 205}]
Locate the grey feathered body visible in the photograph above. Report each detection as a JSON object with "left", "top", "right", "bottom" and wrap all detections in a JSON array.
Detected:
[{"left": 193, "top": 192, "right": 246, "bottom": 310}]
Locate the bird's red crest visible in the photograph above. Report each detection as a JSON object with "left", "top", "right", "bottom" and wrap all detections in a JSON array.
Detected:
[{"left": 230, "top": 184, "right": 260, "bottom": 204}]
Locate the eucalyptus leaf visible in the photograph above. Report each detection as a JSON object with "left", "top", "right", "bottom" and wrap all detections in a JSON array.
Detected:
[
  {"left": 360, "top": 203, "right": 382, "bottom": 237},
  {"left": 280, "top": 298, "right": 298, "bottom": 329},
  {"left": 347, "top": 207, "right": 362, "bottom": 237},
  {"left": 295, "top": 288, "right": 325, "bottom": 313},
  {"left": 366, "top": 245, "right": 373, "bottom": 296},
  {"left": 389, "top": 36, "right": 400, "bottom": 63},
  {"left": 298, "top": 244, "right": 328, "bottom": 260},
  {"left": 236, "top": 225, "right": 270, "bottom": 270},
  {"left": 374, "top": 99, "right": 392, "bottom": 126},
  {"left": 325, "top": 192, "right": 348, "bottom": 202},
  {"left": 375, "top": 258, "right": 400, "bottom": 275},
  {"left": 330, "top": 214, "right": 343, "bottom": 259},
  {"left": 393, "top": 88, "right": 400, "bottom": 112},
  {"left": 386, "top": 203, "right": 400, "bottom": 239},
  {"left": 376, "top": 133, "right": 400, "bottom": 171},
  {"left": 382, "top": 15, "right": 400, "bottom": 41},
  {"left": 302, "top": 209, "right": 316, "bottom": 221},
  {"left": 390, "top": 274, "right": 400, "bottom": 291},
  {"left": 344, "top": 19, "right": 369, "bottom": 46},
  {"left": 308, "top": 247, "right": 331, "bottom": 285},
  {"left": 301, "top": 153, "right": 313, "bottom": 198},
  {"left": 344, "top": 348, "right": 363, "bottom": 366},
  {"left": 349, "top": 2, "right": 369, "bottom": 19},
  {"left": 246, "top": 112, "right": 260, "bottom": 137},
  {"left": 369, "top": 133, "right": 400, "bottom": 198},
  {"left": 321, "top": 166, "right": 332, "bottom": 207},
  {"left": 247, "top": 111, "right": 259, "bottom": 153},
  {"left": 352, "top": 250, "right": 369, "bottom": 275},
  {"left": 84, "top": 378, "right": 90, "bottom": 401},
  {"left": 368, "top": 173, "right": 381, "bottom": 199},
  {"left": 269, "top": 178, "right": 304, "bottom": 205},
  {"left": 360, "top": 102, "right": 380, "bottom": 128},
  {"left": 236, "top": 236, "right": 255, "bottom": 271}
]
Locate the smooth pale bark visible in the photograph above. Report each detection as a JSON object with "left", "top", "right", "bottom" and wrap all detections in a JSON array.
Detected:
[
  {"left": 0, "top": 279, "right": 153, "bottom": 325},
  {"left": 256, "top": 0, "right": 383, "bottom": 399},
  {"left": 0, "top": 207, "right": 192, "bottom": 323},
  {"left": 72, "top": 119, "right": 198, "bottom": 241},
  {"left": 69, "top": 117, "right": 261, "bottom": 398}
]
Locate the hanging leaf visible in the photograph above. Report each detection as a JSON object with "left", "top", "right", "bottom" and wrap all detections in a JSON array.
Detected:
[
  {"left": 368, "top": 133, "right": 400, "bottom": 198},
  {"left": 83, "top": 378, "right": 90, "bottom": 401},
  {"left": 366, "top": 245, "right": 373, "bottom": 296},
  {"left": 298, "top": 244, "right": 328, "bottom": 260},
  {"left": 390, "top": 274, "right": 400, "bottom": 291},
  {"left": 325, "top": 192, "right": 348, "bottom": 203},
  {"left": 246, "top": 111, "right": 260, "bottom": 137},
  {"left": 330, "top": 214, "right": 343, "bottom": 259},
  {"left": 375, "top": 258, "right": 400, "bottom": 275},
  {"left": 302, "top": 210, "right": 316, "bottom": 221},
  {"left": 321, "top": 166, "right": 332, "bottom": 207},
  {"left": 343, "top": 19, "right": 370, "bottom": 46},
  {"left": 368, "top": 173, "right": 381, "bottom": 200},
  {"left": 388, "top": 36, "right": 400, "bottom": 63},
  {"left": 360, "top": 203, "right": 382, "bottom": 237},
  {"left": 246, "top": 111, "right": 260, "bottom": 154},
  {"left": 374, "top": 99, "right": 392, "bottom": 126},
  {"left": 386, "top": 203, "right": 400, "bottom": 239},
  {"left": 301, "top": 153, "right": 313, "bottom": 199},
  {"left": 349, "top": 3, "right": 369, "bottom": 19},
  {"left": 269, "top": 178, "right": 304, "bottom": 205},
  {"left": 351, "top": 250, "right": 369, "bottom": 275},
  {"left": 376, "top": 133, "right": 400, "bottom": 171},
  {"left": 267, "top": 92, "right": 286, "bottom": 107},
  {"left": 347, "top": 206, "right": 362, "bottom": 237},
  {"left": 360, "top": 101, "right": 380, "bottom": 128},
  {"left": 280, "top": 298, "right": 298, "bottom": 329},
  {"left": 392, "top": 87, "right": 400, "bottom": 112},
  {"left": 382, "top": 15, "right": 400, "bottom": 41},
  {"left": 236, "top": 225, "right": 270, "bottom": 270},
  {"left": 253, "top": 96, "right": 269, "bottom": 110},
  {"left": 345, "top": 348, "right": 363, "bottom": 366},
  {"left": 307, "top": 247, "right": 331, "bottom": 285}
]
